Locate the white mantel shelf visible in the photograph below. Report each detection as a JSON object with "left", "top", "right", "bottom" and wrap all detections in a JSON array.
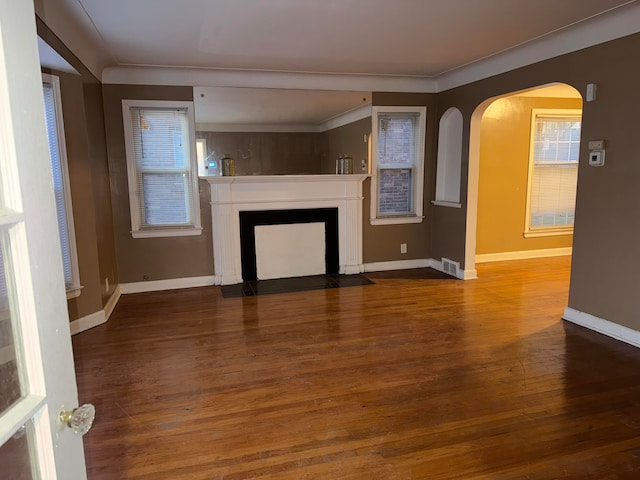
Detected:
[{"left": 202, "top": 174, "right": 369, "bottom": 285}]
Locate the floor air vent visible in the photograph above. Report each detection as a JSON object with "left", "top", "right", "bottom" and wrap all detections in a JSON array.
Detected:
[{"left": 442, "top": 258, "right": 460, "bottom": 277}]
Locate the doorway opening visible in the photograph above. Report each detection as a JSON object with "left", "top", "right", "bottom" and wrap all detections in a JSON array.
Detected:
[{"left": 466, "top": 83, "right": 583, "bottom": 274}]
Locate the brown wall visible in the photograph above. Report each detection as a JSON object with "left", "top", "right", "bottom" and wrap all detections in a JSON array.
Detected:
[
  {"left": 322, "top": 116, "right": 371, "bottom": 174},
  {"left": 477, "top": 96, "right": 581, "bottom": 255},
  {"left": 102, "top": 85, "right": 214, "bottom": 283},
  {"left": 37, "top": 18, "right": 118, "bottom": 322},
  {"left": 197, "top": 116, "right": 371, "bottom": 176},
  {"left": 364, "top": 93, "right": 438, "bottom": 262},
  {"left": 196, "top": 131, "right": 324, "bottom": 175},
  {"left": 436, "top": 32, "right": 640, "bottom": 330}
]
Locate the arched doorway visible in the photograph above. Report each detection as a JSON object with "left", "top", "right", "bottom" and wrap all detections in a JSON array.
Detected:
[{"left": 465, "top": 83, "right": 583, "bottom": 274}]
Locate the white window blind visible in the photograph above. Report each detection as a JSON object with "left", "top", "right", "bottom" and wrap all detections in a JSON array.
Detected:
[
  {"left": 528, "top": 113, "right": 581, "bottom": 232},
  {"left": 42, "top": 75, "right": 80, "bottom": 295},
  {"left": 123, "top": 102, "right": 202, "bottom": 237}
]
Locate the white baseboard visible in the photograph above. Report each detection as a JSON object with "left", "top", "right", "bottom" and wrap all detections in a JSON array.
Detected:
[
  {"left": 70, "top": 310, "right": 106, "bottom": 336},
  {"left": 475, "top": 247, "right": 572, "bottom": 264},
  {"left": 364, "top": 259, "right": 431, "bottom": 272},
  {"left": 120, "top": 275, "right": 215, "bottom": 294},
  {"left": 104, "top": 285, "right": 121, "bottom": 320},
  {"left": 363, "top": 258, "right": 473, "bottom": 280},
  {"left": 563, "top": 307, "right": 640, "bottom": 349}
]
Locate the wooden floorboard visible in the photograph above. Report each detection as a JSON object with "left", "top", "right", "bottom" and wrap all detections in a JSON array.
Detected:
[{"left": 72, "top": 257, "right": 640, "bottom": 479}]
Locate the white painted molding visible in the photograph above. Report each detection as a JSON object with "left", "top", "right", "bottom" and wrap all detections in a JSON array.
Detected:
[
  {"left": 103, "top": 66, "right": 436, "bottom": 92},
  {"left": 364, "top": 259, "right": 431, "bottom": 272},
  {"left": 120, "top": 275, "right": 215, "bottom": 294},
  {"left": 204, "top": 175, "right": 367, "bottom": 285},
  {"left": 563, "top": 307, "right": 640, "bottom": 349},
  {"left": 69, "top": 310, "right": 106, "bottom": 336},
  {"left": 431, "top": 200, "right": 462, "bottom": 208},
  {"left": 323, "top": 104, "right": 372, "bottom": 131},
  {"left": 104, "top": 285, "right": 122, "bottom": 320},
  {"left": 437, "top": 2, "right": 640, "bottom": 92},
  {"left": 475, "top": 247, "right": 572, "bottom": 264},
  {"left": 363, "top": 258, "right": 475, "bottom": 280}
]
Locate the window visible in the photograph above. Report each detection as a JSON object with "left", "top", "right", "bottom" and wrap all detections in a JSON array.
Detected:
[
  {"left": 42, "top": 73, "right": 81, "bottom": 298},
  {"left": 525, "top": 109, "right": 581, "bottom": 237},
  {"left": 370, "top": 106, "right": 426, "bottom": 225},
  {"left": 122, "top": 100, "right": 202, "bottom": 238}
]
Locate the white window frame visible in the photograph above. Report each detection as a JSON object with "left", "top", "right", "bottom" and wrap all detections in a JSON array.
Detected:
[
  {"left": 42, "top": 73, "right": 82, "bottom": 299},
  {"left": 370, "top": 106, "right": 426, "bottom": 225},
  {"left": 122, "top": 99, "right": 202, "bottom": 238},
  {"left": 524, "top": 108, "right": 581, "bottom": 238}
]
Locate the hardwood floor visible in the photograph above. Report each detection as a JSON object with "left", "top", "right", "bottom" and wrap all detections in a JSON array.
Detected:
[{"left": 72, "top": 257, "right": 640, "bottom": 479}]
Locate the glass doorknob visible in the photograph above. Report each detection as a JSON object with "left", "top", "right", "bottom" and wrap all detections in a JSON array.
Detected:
[{"left": 59, "top": 404, "right": 95, "bottom": 436}]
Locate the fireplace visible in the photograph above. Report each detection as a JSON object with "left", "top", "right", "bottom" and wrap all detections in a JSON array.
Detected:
[
  {"left": 202, "top": 174, "right": 368, "bottom": 285},
  {"left": 240, "top": 208, "right": 339, "bottom": 281}
]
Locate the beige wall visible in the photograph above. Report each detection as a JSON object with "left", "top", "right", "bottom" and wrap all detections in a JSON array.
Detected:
[
  {"left": 102, "top": 85, "right": 214, "bottom": 283},
  {"left": 436, "top": 32, "right": 640, "bottom": 331},
  {"left": 477, "top": 96, "right": 581, "bottom": 255},
  {"left": 37, "top": 18, "right": 118, "bottom": 322}
]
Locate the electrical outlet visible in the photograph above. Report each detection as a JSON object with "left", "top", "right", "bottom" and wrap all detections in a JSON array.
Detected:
[
  {"left": 105, "top": 277, "right": 109, "bottom": 293},
  {"left": 400, "top": 243, "right": 407, "bottom": 254}
]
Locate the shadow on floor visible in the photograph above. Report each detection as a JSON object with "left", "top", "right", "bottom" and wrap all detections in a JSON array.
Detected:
[{"left": 221, "top": 273, "right": 374, "bottom": 298}]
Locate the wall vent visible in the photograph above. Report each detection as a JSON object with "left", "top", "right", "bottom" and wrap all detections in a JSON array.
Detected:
[{"left": 441, "top": 258, "right": 460, "bottom": 277}]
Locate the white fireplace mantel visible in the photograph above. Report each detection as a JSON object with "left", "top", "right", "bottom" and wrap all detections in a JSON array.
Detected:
[{"left": 202, "top": 174, "right": 369, "bottom": 285}]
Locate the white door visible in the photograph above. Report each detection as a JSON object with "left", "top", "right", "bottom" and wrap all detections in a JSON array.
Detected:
[{"left": 0, "top": 1, "right": 90, "bottom": 478}]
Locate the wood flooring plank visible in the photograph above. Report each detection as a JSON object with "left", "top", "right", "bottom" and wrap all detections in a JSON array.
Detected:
[{"left": 72, "top": 257, "right": 640, "bottom": 479}]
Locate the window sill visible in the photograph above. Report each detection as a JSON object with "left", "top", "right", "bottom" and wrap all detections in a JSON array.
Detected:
[
  {"left": 432, "top": 200, "right": 462, "bottom": 208},
  {"left": 66, "top": 285, "right": 83, "bottom": 300},
  {"left": 370, "top": 216, "right": 424, "bottom": 226},
  {"left": 524, "top": 229, "right": 573, "bottom": 238},
  {"left": 131, "top": 227, "right": 203, "bottom": 239}
]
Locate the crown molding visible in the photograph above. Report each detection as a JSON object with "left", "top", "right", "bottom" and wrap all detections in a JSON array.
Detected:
[{"left": 102, "top": 66, "right": 437, "bottom": 92}]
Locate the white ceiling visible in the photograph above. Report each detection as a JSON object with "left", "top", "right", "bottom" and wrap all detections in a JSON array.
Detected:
[{"left": 50, "top": 0, "right": 635, "bottom": 78}]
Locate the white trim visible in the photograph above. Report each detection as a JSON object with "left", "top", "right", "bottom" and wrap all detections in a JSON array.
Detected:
[
  {"left": 131, "top": 227, "right": 203, "bottom": 238},
  {"left": 69, "top": 310, "right": 106, "bottom": 336},
  {"left": 363, "top": 258, "right": 475, "bottom": 280},
  {"left": 436, "top": 2, "right": 640, "bottom": 92},
  {"left": 42, "top": 73, "right": 82, "bottom": 294},
  {"left": 323, "top": 104, "right": 372, "bottom": 131},
  {"left": 523, "top": 229, "right": 573, "bottom": 238},
  {"left": 203, "top": 175, "right": 366, "bottom": 284},
  {"left": 370, "top": 106, "right": 427, "bottom": 224},
  {"left": 104, "top": 284, "right": 122, "bottom": 320},
  {"left": 475, "top": 247, "right": 572, "bottom": 263},
  {"left": 121, "top": 99, "right": 202, "bottom": 238},
  {"left": 65, "top": 284, "right": 83, "bottom": 299},
  {"left": 120, "top": 275, "right": 215, "bottom": 294},
  {"left": 431, "top": 200, "right": 462, "bottom": 208},
  {"left": 68, "top": 285, "right": 122, "bottom": 336},
  {"left": 563, "top": 307, "right": 640, "bottom": 349},
  {"left": 524, "top": 108, "right": 581, "bottom": 236},
  {"left": 363, "top": 259, "right": 431, "bottom": 272},
  {"left": 103, "top": 66, "right": 436, "bottom": 92},
  {"left": 370, "top": 216, "right": 424, "bottom": 225}
]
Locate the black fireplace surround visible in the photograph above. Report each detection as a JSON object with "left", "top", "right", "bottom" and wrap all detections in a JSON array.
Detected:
[{"left": 239, "top": 208, "right": 339, "bottom": 281}]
